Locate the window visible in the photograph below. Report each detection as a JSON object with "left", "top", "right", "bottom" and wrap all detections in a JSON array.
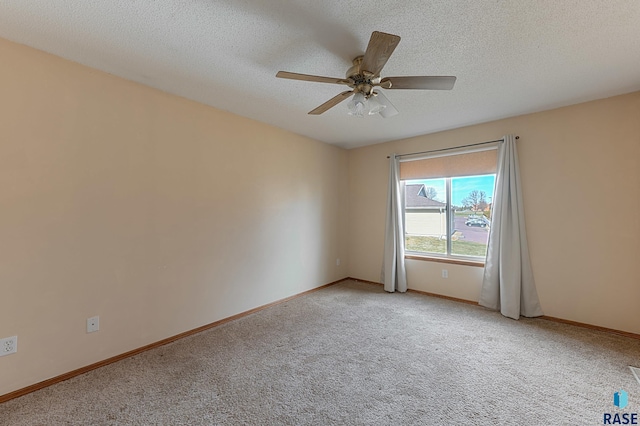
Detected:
[{"left": 401, "top": 148, "right": 497, "bottom": 259}]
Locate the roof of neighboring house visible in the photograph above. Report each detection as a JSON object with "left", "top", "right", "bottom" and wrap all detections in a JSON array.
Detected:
[{"left": 405, "top": 184, "right": 447, "bottom": 209}]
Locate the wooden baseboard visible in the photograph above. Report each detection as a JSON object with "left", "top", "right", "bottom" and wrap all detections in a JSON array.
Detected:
[
  {"left": 407, "top": 288, "right": 480, "bottom": 306},
  {"left": 347, "top": 277, "right": 640, "bottom": 339},
  {"left": 0, "top": 277, "right": 350, "bottom": 404},
  {"left": 347, "top": 277, "right": 384, "bottom": 287},
  {"left": 4, "top": 276, "right": 638, "bottom": 403},
  {"left": 540, "top": 316, "right": 640, "bottom": 341},
  {"left": 347, "top": 277, "right": 479, "bottom": 306}
]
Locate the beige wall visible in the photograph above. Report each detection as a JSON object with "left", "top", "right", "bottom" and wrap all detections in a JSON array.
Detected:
[
  {"left": 348, "top": 91, "right": 640, "bottom": 334},
  {"left": 0, "top": 38, "right": 349, "bottom": 396}
]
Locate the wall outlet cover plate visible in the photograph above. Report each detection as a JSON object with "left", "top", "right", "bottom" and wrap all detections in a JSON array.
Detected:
[
  {"left": 87, "top": 316, "right": 100, "bottom": 333},
  {"left": 0, "top": 336, "right": 18, "bottom": 356}
]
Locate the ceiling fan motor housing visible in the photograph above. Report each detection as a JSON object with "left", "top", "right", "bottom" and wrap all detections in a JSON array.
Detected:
[{"left": 346, "top": 56, "right": 380, "bottom": 98}]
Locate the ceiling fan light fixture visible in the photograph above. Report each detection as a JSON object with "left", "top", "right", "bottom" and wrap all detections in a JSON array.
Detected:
[
  {"left": 347, "top": 92, "right": 368, "bottom": 117},
  {"left": 367, "top": 95, "right": 387, "bottom": 115}
]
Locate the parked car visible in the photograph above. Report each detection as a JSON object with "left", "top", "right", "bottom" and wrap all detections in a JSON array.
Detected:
[{"left": 465, "top": 218, "right": 488, "bottom": 228}]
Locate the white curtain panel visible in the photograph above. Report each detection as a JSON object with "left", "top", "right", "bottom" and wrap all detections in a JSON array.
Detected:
[
  {"left": 479, "top": 135, "right": 543, "bottom": 319},
  {"left": 382, "top": 155, "right": 407, "bottom": 293}
]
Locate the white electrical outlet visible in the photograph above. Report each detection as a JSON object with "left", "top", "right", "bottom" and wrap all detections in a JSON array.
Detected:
[
  {"left": 0, "top": 336, "right": 18, "bottom": 356},
  {"left": 442, "top": 269, "right": 448, "bottom": 278},
  {"left": 336, "top": 258, "right": 341, "bottom": 266},
  {"left": 87, "top": 316, "right": 100, "bottom": 333}
]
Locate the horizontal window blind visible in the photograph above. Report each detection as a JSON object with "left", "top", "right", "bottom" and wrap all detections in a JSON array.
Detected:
[{"left": 399, "top": 148, "right": 497, "bottom": 180}]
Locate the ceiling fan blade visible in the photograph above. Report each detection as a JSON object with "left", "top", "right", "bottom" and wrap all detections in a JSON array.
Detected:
[
  {"left": 276, "top": 71, "right": 350, "bottom": 85},
  {"left": 380, "top": 76, "right": 457, "bottom": 90},
  {"left": 360, "top": 31, "right": 401, "bottom": 77},
  {"left": 308, "top": 91, "right": 354, "bottom": 115},
  {"left": 373, "top": 91, "right": 399, "bottom": 118}
]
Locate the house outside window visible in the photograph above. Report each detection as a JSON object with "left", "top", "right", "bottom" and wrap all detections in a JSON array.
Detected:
[{"left": 405, "top": 182, "right": 447, "bottom": 254}]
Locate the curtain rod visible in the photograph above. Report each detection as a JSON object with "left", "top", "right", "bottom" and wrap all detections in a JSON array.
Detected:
[{"left": 387, "top": 136, "right": 519, "bottom": 159}]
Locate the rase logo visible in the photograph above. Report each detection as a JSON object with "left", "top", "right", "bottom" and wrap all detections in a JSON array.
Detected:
[{"left": 604, "top": 390, "right": 638, "bottom": 425}]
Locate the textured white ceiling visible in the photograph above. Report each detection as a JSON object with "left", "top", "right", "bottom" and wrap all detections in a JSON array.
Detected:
[{"left": 1, "top": 1, "right": 639, "bottom": 148}]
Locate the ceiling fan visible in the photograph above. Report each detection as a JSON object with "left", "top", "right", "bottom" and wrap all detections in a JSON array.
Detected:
[{"left": 276, "top": 31, "right": 456, "bottom": 118}]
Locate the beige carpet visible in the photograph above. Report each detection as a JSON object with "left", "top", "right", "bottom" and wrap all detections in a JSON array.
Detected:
[{"left": 2, "top": 280, "right": 639, "bottom": 425}]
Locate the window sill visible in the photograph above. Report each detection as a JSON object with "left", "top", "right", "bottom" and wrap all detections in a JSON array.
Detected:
[{"left": 405, "top": 254, "right": 485, "bottom": 267}]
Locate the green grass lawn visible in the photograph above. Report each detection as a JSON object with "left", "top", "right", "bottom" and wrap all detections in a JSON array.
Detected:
[{"left": 405, "top": 235, "right": 487, "bottom": 257}]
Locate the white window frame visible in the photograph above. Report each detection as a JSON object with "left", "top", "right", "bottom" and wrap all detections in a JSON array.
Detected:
[{"left": 401, "top": 145, "right": 497, "bottom": 261}]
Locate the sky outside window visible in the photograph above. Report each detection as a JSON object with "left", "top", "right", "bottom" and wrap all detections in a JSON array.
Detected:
[{"left": 407, "top": 175, "right": 495, "bottom": 206}]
